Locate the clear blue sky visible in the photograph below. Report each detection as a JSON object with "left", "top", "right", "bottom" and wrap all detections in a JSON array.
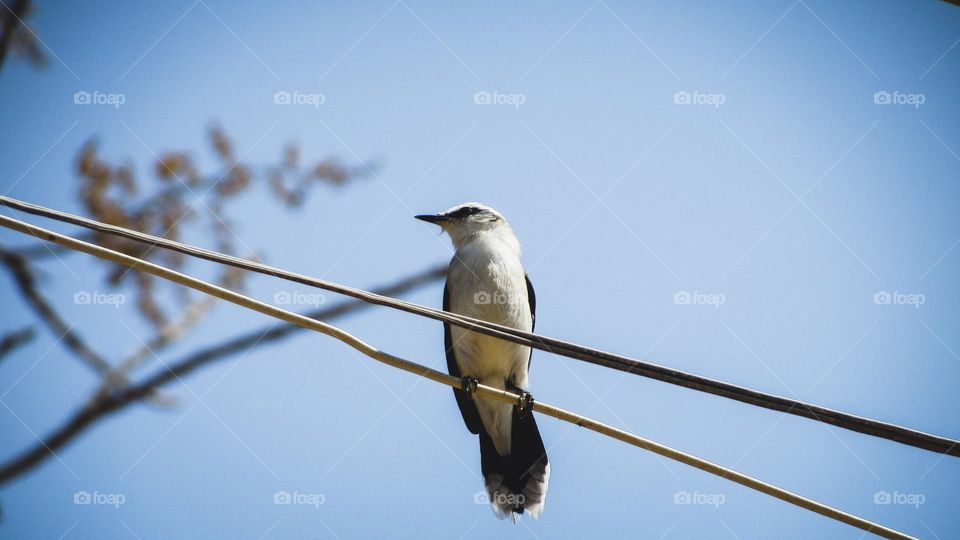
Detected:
[{"left": 1, "top": 1, "right": 958, "bottom": 538}]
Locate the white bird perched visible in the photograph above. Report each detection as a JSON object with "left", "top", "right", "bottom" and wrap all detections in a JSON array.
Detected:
[{"left": 416, "top": 202, "right": 549, "bottom": 521}]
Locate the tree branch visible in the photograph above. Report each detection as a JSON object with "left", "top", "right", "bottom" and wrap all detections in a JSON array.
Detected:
[
  {"left": 0, "top": 264, "right": 445, "bottom": 486},
  {"left": 99, "top": 263, "right": 247, "bottom": 406},
  {"left": 0, "top": 0, "right": 27, "bottom": 73},
  {"left": 0, "top": 326, "right": 34, "bottom": 362},
  {"left": 106, "top": 295, "right": 217, "bottom": 390},
  {"left": 0, "top": 244, "right": 112, "bottom": 374}
]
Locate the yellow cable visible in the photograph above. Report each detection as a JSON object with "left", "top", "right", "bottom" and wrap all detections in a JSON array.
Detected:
[{"left": 0, "top": 212, "right": 915, "bottom": 540}]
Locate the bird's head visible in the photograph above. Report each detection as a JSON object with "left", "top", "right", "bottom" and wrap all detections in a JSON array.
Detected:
[{"left": 415, "top": 202, "right": 517, "bottom": 250}]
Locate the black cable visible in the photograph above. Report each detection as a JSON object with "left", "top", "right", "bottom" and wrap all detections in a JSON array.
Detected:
[{"left": 1, "top": 194, "right": 956, "bottom": 458}]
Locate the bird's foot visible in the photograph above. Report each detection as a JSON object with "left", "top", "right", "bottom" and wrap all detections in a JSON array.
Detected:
[
  {"left": 506, "top": 381, "right": 536, "bottom": 418},
  {"left": 460, "top": 376, "right": 479, "bottom": 395},
  {"left": 516, "top": 390, "right": 535, "bottom": 418}
]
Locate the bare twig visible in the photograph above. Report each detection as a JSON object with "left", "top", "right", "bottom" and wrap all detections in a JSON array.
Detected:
[
  {"left": 0, "top": 263, "right": 445, "bottom": 485},
  {"left": 98, "top": 263, "right": 247, "bottom": 405},
  {"left": 0, "top": 0, "right": 27, "bottom": 73},
  {"left": 0, "top": 326, "right": 34, "bottom": 362},
  {"left": 0, "top": 244, "right": 111, "bottom": 374},
  {"left": 108, "top": 296, "right": 217, "bottom": 388}
]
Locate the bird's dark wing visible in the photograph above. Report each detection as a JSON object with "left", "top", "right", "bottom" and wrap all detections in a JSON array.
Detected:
[
  {"left": 525, "top": 273, "right": 536, "bottom": 331},
  {"left": 525, "top": 273, "right": 536, "bottom": 369},
  {"left": 444, "top": 281, "right": 483, "bottom": 434}
]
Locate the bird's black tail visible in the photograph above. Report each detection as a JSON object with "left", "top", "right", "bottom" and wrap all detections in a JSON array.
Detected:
[{"left": 479, "top": 408, "right": 550, "bottom": 520}]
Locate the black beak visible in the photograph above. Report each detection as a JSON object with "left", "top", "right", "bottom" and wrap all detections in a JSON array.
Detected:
[{"left": 415, "top": 214, "right": 448, "bottom": 224}]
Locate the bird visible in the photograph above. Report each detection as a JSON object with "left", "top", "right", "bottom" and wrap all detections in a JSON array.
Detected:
[{"left": 416, "top": 202, "right": 549, "bottom": 521}]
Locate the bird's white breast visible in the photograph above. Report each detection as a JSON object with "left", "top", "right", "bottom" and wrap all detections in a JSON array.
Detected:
[{"left": 447, "top": 234, "right": 532, "bottom": 385}]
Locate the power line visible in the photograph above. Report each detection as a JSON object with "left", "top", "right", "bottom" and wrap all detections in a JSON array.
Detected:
[
  {"left": 0, "top": 212, "right": 916, "bottom": 540},
  {"left": 1, "top": 194, "right": 957, "bottom": 459}
]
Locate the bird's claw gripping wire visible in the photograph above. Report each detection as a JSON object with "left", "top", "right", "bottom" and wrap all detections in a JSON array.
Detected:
[
  {"left": 460, "top": 376, "right": 479, "bottom": 395},
  {"left": 516, "top": 391, "right": 535, "bottom": 418}
]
